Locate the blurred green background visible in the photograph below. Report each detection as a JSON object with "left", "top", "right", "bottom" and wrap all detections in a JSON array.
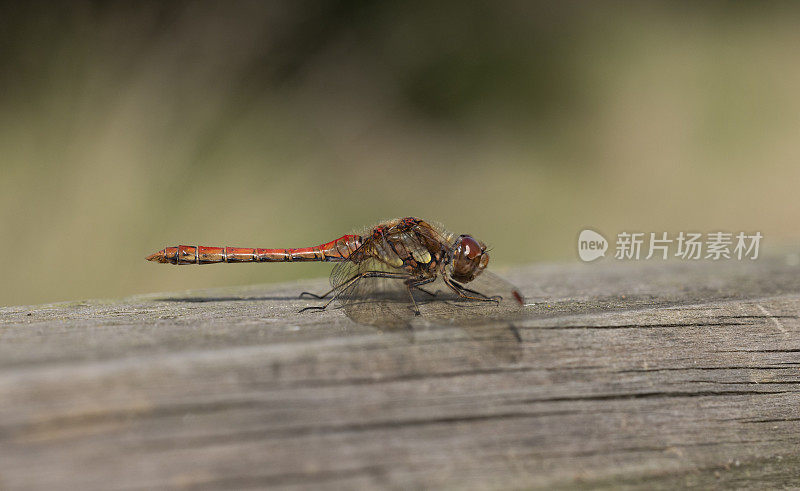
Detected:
[{"left": 2, "top": 2, "right": 799, "bottom": 306}]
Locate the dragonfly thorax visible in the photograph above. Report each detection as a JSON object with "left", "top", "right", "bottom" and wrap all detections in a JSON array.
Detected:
[{"left": 449, "top": 234, "right": 490, "bottom": 283}]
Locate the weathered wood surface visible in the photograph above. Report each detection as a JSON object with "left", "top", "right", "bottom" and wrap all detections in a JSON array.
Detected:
[{"left": 1, "top": 259, "right": 800, "bottom": 490}]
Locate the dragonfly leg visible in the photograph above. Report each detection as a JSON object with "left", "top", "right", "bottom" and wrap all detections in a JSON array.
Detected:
[
  {"left": 299, "top": 288, "right": 334, "bottom": 300},
  {"left": 443, "top": 276, "right": 501, "bottom": 304},
  {"left": 449, "top": 278, "right": 503, "bottom": 302},
  {"left": 298, "top": 295, "right": 339, "bottom": 313},
  {"left": 453, "top": 280, "right": 503, "bottom": 302},
  {"left": 408, "top": 277, "right": 437, "bottom": 297},
  {"left": 298, "top": 270, "right": 411, "bottom": 313},
  {"left": 300, "top": 270, "right": 411, "bottom": 300},
  {"left": 405, "top": 284, "right": 421, "bottom": 316},
  {"left": 402, "top": 277, "right": 434, "bottom": 316},
  {"left": 299, "top": 275, "right": 363, "bottom": 313}
]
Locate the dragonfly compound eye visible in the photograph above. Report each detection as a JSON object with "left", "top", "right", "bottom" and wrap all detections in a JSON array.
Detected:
[
  {"left": 460, "top": 235, "right": 482, "bottom": 260},
  {"left": 451, "top": 235, "right": 489, "bottom": 283}
]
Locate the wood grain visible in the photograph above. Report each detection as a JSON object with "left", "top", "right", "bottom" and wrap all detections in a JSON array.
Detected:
[{"left": 1, "top": 259, "right": 799, "bottom": 490}]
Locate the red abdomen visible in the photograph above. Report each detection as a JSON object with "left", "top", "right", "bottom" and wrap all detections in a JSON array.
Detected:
[{"left": 145, "top": 235, "right": 362, "bottom": 265}]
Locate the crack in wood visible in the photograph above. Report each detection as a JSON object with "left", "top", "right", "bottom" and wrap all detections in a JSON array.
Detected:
[
  {"left": 520, "top": 389, "right": 791, "bottom": 404},
  {"left": 527, "top": 321, "right": 748, "bottom": 330}
]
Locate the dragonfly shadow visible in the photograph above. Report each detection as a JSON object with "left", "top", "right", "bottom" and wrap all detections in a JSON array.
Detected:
[
  {"left": 418, "top": 297, "right": 526, "bottom": 364},
  {"left": 338, "top": 282, "right": 527, "bottom": 363},
  {"left": 157, "top": 295, "right": 300, "bottom": 303}
]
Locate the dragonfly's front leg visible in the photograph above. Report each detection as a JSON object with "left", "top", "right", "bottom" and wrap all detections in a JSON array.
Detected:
[{"left": 442, "top": 276, "right": 501, "bottom": 304}]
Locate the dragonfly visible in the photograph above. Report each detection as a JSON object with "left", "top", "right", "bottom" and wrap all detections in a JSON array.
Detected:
[{"left": 146, "top": 217, "right": 525, "bottom": 323}]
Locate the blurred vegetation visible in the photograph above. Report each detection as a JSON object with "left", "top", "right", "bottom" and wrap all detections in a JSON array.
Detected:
[{"left": 1, "top": 2, "right": 800, "bottom": 306}]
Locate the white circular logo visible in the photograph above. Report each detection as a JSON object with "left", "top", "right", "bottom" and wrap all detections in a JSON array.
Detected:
[{"left": 578, "top": 229, "right": 608, "bottom": 262}]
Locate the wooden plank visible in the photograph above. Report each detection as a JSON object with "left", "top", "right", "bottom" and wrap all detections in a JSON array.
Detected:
[{"left": 0, "top": 259, "right": 799, "bottom": 489}]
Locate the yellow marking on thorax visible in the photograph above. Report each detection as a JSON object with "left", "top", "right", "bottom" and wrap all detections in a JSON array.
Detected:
[
  {"left": 395, "top": 232, "right": 432, "bottom": 264},
  {"left": 374, "top": 239, "right": 404, "bottom": 267},
  {"left": 411, "top": 249, "right": 431, "bottom": 264},
  {"left": 386, "top": 254, "right": 404, "bottom": 267}
]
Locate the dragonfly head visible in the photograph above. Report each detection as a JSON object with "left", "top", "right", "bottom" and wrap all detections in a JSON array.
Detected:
[{"left": 450, "top": 235, "right": 490, "bottom": 283}]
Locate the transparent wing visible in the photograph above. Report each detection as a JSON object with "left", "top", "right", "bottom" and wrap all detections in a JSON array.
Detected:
[{"left": 329, "top": 256, "right": 417, "bottom": 330}]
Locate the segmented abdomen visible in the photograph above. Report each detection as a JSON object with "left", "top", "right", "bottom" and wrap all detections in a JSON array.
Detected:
[{"left": 146, "top": 235, "right": 362, "bottom": 265}]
